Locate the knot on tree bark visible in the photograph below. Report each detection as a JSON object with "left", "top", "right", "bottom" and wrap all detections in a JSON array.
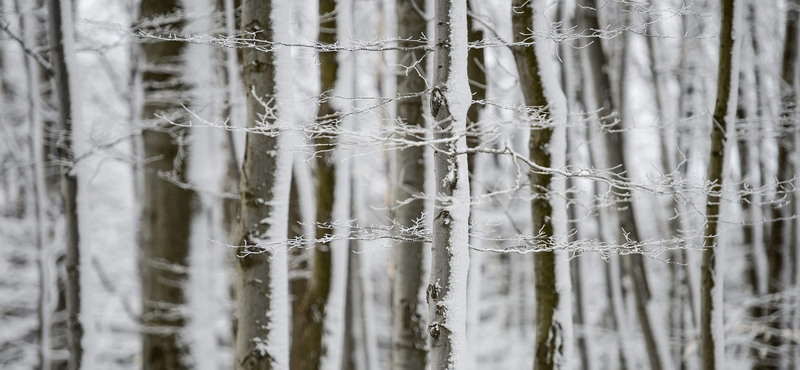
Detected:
[{"left": 430, "top": 87, "right": 449, "bottom": 119}]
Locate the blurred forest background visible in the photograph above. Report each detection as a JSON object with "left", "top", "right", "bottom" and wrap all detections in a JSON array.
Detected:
[{"left": 0, "top": 0, "right": 799, "bottom": 369}]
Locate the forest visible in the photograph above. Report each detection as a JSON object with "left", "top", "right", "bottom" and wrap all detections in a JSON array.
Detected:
[{"left": 0, "top": 0, "right": 798, "bottom": 369}]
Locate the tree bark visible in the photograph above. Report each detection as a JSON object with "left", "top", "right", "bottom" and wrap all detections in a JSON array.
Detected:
[
  {"left": 234, "top": 1, "right": 293, "bottom": 370},
  {"left": 341, "top": 168, "right": 379, "bottom": 370},
  {"left": 19, "top": 1, "right": 54, "bottom": 368},
  {"left": 427, "top": 0, "right": 471, "bottom": 369},
  {"left": 465, "top": 4, "right": 486, "bottom": 365},
  {"left": 136, "top": 1, "right": 195, "bottom": 369},
  {"left": 699, "top": 0, "right": 738, "bottom": 369},
  {"left": 45, "top": 0, "right": 82, "bottom": 368},
  {"left": 215, "top": 0, "right": 242, "bottom": 345},
  {"left": 646, "top": 19, "right": 695, "bottom": 370},
  {"left": 577, "top": 2, "right": 674, "bottom": 369},
  {"left": 290, "top": 1, "right": 338, "bottom": 369},
  {"left": 391, "top": 1, "right": 429, "bottom": 369},
  {"left": 139, "top": 0, "right": 194, "bottom": 370},
  {"left": 738, "top": 8, "right": 768, "bottom": 369},
  {"left": 510, "top": 1, "right": 572, "bottom": 369},
  {"left": 759, "top": 1, "right": 798, "bottom": 368},
  {"left": 560, "top": 1, "right": 593, "bottom": 368}
]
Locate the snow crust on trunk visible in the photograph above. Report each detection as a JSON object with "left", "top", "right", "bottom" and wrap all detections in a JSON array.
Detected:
[
  {"left": 538, "top": 9, "right": 573, "bottom": 367},
  {"left": 263, "top": 1, "right": 294, "bottom": 367},
  {"left": 430, "top": 1, "right": 471, "bottom": 369},
  {"left": 181, "top": 1, "right": 233, "bottom": 366}
]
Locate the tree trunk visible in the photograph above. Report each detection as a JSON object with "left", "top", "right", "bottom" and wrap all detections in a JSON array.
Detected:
[
  {"left": 737, "top": 8, "right": 768, "bottom": 369},
  {"left": 234, "top": 1, "right": 293, "bottom": 370},
  {"left": 576, "top": 2, "right": 674, "bottom": 369},
  {"left": 290, "top": 1, "right": 338, "bottom": 369},
  {"left": 45, "top": 0, "right": 82, "bottom": 368},
  {"left": 646, "top": 19, "right": 696, "bottom": 370},
  {"left": 759, "top": 2, "right": 798, "bottom": 368},
  {"left": 509, "top": 1, "right": 572, "bottom": 369},
  {"left": 465, "top": 3, "right": 485, "bottom": 366},
  {"left": 215, "top": 0, "right": 242, "bottom": 345},
  {"left": 427, "top": 0, "right": 471, "bottom": 369},
  {"left": 137, "top": 1, "right": 195, "bottom": 369},
  {"left": 215, "top": 0, "right": 241, "bottom": 243},
  {"left": 341, "top": 168, "right": 379, "bottom": 370},
  {"left": 391, "top": 1, "right": 429, "bottom": 369},
  {"left": 19, "top": 1, "right": 54, "bottom": 367},
  {"left": 699, "top": 0, "right": 738, "bottom": 369},
  {"left": 560, "top": 1, "right": 593, "bottom": 368},
  {"left": 287, "top": 165, "right": 309, "bottom": 338}
]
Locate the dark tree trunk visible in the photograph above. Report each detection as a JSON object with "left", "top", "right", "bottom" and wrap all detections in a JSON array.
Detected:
[
  {"left": 291, "top": 1, "right": 338, "bottom": 369},
  {"left": 137, "top": 1, "right": 193, "bottom": 368},
  {"left": 699, "top": 0, "right": 738, "bottom": 368},
  {"left": 45, "top": 0, "right": 82, "bottom": 368},
  {"left": 390, "top": 1, "right": 429, "bottom": 369},
  {"left": 233, "top": 0, "right": 293, "bottom": 369},
  {"left": 509, "top": 1, "right": 572, "bottom": 369}
]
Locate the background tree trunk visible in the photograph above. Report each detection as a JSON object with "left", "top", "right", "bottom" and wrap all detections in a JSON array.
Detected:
[
  {"left": 291, "top": 1, "right": 339, "bottom": 369},
  {"left": 45, "top": 0, "right": 82, "bottom": 368},
  {"left": 465, "top": 3, "right": 486, "bottom": 366},
  {"left": 509, "top": 1, "right": 572, "bottom": 369},
  {"left": 699, "top": 0, "right": 738, "bottom": 369},
  {"left": 760, "top": 1, "right": 799, "bottom": 368},
  {"left": 341, "top": 168, "right": 379, "bottom": 370},
  {"left": 19, "top": 1, "right": 55, "bottom": 368},
  {"left": 137, "top": 1, "right": 193, "bottom": 369},
  {"left": 390, "top": 1, "right": 429, "bottom": 369},
  {"left": 577, "top": 2, "right": 674, "bottom": 369}
]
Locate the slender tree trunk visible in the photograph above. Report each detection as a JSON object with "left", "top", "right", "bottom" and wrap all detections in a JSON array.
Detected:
[
  {"left": 215, "top": 0, "right": 241, "bottom": 242},
  {"left": 291, "top": 1, "right": 338, "bottom": 369},
  {"left": 287, "top": 165, "right": 309, "bottom": 335},
  {"left": 577, "top": 26, "right": 632, "bottom": 370},
  {"left": 747, "top": 2, "right": 771, "bottom": 304},
  {"left": 759, "top": 2, "right": 799, "bottom": 368},
  {"left": 215, "top": 0, "right": 242, "bottom": 345},
  {"left": 510, "top": 1, "right": 572, "bottom": 369},
  {"left": 35, "top": 0, "right": 60, "bottom": 200},
  {"left": 576, "top": 2, "right": 674, "bottom": 369},
  {"left": 465, "top": 3, "right": 486, "bottom": 365},
  {"left": 342, "top": 168, "right": 378, "bottom": 370},
  {"left": 738, "top": 8, "right": 768, "bottom": 369},
  {"left": 677, "top": 9, "right": 709, "bottom": 336},
  {"left": 20, "top": 1, "right": 53, "bottom": 367},
  {"left": 646, "top": 20, "right": 695, "bottom": 370},
  {"left": 427, "top": 0, "right": 471, "bottom": 368},
  {"left": 234, "top": 0, "right": 293, "bottom": 369},
  {"left": 45, "top": 0, "right": 82, "bottom": 368},
  {"left": 391, "top": 1, "right": 429, "bottom": 369},
  {"left": 560, "top": 2, "right": 594, "bottom": 368},
  {"left": 699, "top": 0, "right": 738, "bottom": 369},
  {"left": 34, "top": 1, "right": 68, "bottom": 366}
]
